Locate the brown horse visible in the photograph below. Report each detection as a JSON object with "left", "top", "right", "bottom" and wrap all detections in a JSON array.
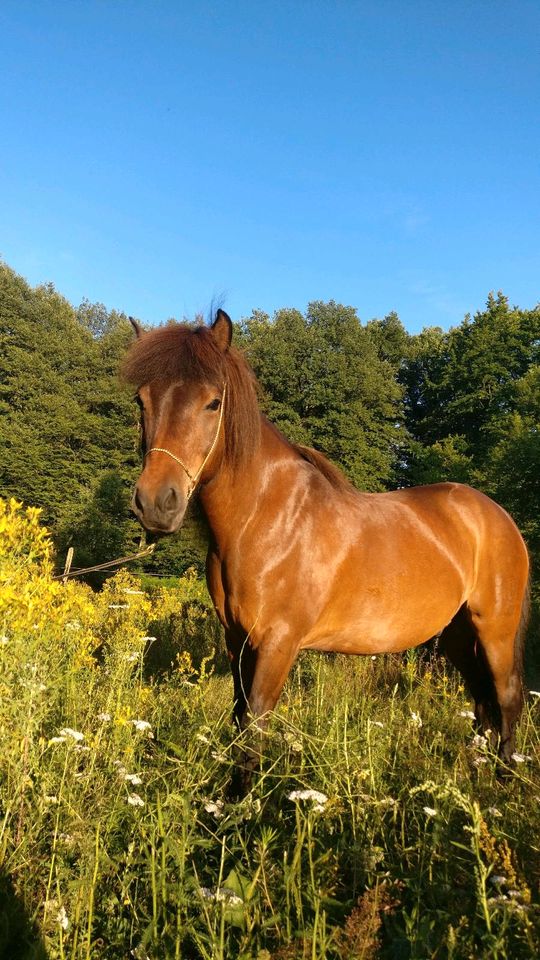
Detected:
[{"left": 124, "top": 310, "right": 529, "bottom": 792}]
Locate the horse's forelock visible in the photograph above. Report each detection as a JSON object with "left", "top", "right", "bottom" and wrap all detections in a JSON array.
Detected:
[{"left": 122, "top": 321, "right": 261, "bottom": 468}]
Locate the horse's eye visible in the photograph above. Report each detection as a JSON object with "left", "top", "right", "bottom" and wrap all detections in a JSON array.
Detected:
[{"left": 206, "top": 398, "right": 221, "bottom": 411}]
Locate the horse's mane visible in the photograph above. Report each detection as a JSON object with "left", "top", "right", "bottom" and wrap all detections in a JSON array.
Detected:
[
  {"left": 122, "top": 321, "right": 261, "bottom": 468},
  {"left": 123, "top": 319, "right": 354, "bottom": 491},
  {"left": 292, "top": 443, "right": 354, "bottom": 493}
]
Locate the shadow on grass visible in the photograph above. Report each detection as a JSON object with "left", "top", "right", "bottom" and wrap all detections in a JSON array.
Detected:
[{"left": 0, "top": 869, "right": 47, "bottom": 960}]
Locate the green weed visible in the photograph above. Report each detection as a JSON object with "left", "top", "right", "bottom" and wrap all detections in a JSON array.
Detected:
[{"left": 1, "top": 499, "right": 539, "bottom": 958}]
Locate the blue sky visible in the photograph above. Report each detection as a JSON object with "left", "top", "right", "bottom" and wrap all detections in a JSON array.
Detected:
[{"left": 1, "top": 1, "right": 539, "bottom": 333}]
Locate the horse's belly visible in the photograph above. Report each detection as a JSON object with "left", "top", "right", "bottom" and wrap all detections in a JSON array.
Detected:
[
  {"left": 299, "top": 521, "right": 472, "bottom": 654},
  {"left": 300, "top": 587, "right": 463, "bottom": 655}
]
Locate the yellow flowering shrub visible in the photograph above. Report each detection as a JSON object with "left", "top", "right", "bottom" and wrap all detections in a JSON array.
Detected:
[
  {"left": 0, "top": 497, "right": 223, "bottom": 749},
  {"left": 0, "top": 499, "right": 98, "bottom": 669}
]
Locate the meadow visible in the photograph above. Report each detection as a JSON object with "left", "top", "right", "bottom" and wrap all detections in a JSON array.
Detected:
[{"left": 1, "top": 497, "right": 539, "bottom": 960}]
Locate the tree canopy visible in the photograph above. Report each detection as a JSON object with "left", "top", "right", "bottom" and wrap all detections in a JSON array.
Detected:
[{"left": 1, "top": 261, "right": 538, "bottom": 644}]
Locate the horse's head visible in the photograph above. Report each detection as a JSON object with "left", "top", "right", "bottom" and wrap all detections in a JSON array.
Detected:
[{"left": 124, "top": 310, "right": 233, "bottom": 534}]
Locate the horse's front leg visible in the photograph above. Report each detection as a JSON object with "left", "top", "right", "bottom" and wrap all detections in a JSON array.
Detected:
[{"left": 227, "top": 630, "right": 298, "bottom": 798}]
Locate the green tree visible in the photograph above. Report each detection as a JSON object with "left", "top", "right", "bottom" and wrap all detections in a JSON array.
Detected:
[
  {"left": 239, "top": 301, "right": 405, "bottom": 490},
  {"left": 404, "top": 294, "right": 539, "bottom": 453}
]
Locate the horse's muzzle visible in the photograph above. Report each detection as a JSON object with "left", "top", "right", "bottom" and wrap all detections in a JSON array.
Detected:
[{"left": 131, "top": 481, "right": 186, "bottom": 534}]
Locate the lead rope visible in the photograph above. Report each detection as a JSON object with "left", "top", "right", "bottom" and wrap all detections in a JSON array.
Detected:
[
  {"left": 145, "top": 383, "right": 227, "bottom": 500},
  {"left": 53, "top": 543, "right": 156, "bottom": 581}
]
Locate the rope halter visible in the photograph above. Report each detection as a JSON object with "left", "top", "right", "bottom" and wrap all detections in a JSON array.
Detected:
[{"left": 145, "top": 383, "right": 226, "bottom": 500}]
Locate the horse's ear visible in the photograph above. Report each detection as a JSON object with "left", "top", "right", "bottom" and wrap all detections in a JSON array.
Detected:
[
  {"left": 129, "top": 316, "right": 144, "bottom": 339},
  {"left": 211, "top": 309, "right": 233, "bottom": 351}
]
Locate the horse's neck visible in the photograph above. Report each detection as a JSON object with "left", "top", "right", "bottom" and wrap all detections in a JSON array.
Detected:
[{"left": 198, "top": 416, "right": 295, "bottom": 552}]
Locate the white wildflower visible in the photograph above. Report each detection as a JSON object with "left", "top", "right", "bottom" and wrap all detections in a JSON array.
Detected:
[
  {"left": 459, "top": 710, "right": 475, "bottom": 719},
  {"left": 371, "top": 655, "right": 377, "bottom": 660},
  {"left": 59, "top": 727, "right": 84, "bottom": 742},
  {"left": 487, "top": 806, "right": 502, "bottom": 817},
  {"left": 377, "top": 797, "right": 397, "bottom": 807},
  {"left": 511, "top": 752, "right": 531, "bottom": 763},
  {"left": 140, "top": 636, "right": 157, "bottom": 643},
  {"left": 530, "top": 690, "right": 540, "bottom": 698},
  {"left": 125, "top": 651, "right": 140, "bottom": 663},
  {"left": 97, "top": 712, "right": 111, "bottom": 722},
  {"left": 489, "top": 875, "right": 507, "bottom": 885},
  {"left": 287, "top": 788, "right": 329, "bottom": 812},
  {"left": 369, "top": 720, "right": 385, "bottom": 729},
  {"left": 200, "top": 887, "right": 243, "bottom": 906},
  {"left": 423, "top": 806, "right": 437, "bottom": 817},
  {"left": 48, "top": 736, "right": 66, "bottom": 744},
  {"left": 108, "top": 603, "right": 129, "bottom": 609},
  {"left": 211, "top": 751, "right": 227, "bottom": 762},
  {"left": 123, "top": 589, "right": 144, "bottom": 595},
  {"left": 65, "top": 620, "right": 81, "bottom": 631},
  {"left": 473, "top": 756, "right": 488, "bottom": 766},
  {"left": 127, "top": 793, "right": 145, "bottom": 807},
  {"left": 56, "top": 905, "right": 69, "bottom": 930},
  {"left": 196, "top": 733, "right": 211, "bottom": 744},
  {"left": 131, "top": 719, "right": 153, "bottom": 737},
  {"left": 123, "top": 773, "right": 143, "bottom": 786},
  {"left": 471, "top": 734, "right": 488, "bottom": 749},
  {"left": 410, "top": 711, "right": 423, "bottom": 728},
  {"left": 44, "top": 795, "right": 58, "bottom": 804},
  {"left": 204, "top": 799, "right": 225, "bottom": 818},
  {"left": 0, "top": 634, "right": 8, "bottom": 644}
]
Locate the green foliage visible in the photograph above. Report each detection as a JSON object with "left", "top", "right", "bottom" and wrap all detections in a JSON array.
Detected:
[
  {"left": 0, "top": 262, "right": 135, "bottom": 529},
  {"left": 403, "top": 293, "right": 540, "bottom": 457},
  {"left": 1, "top": 507, "right": 540, "bottom": 958},
  {"left": 0, "top": 262, "right": 209, "bottom": 579},
  {"left": 239, "top": 301, "right": 405, "bottom": 490}
]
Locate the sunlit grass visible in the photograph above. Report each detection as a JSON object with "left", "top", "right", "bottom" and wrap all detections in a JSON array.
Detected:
[{"left": 1, "top": 498, "right": 539, "bottom": 958}]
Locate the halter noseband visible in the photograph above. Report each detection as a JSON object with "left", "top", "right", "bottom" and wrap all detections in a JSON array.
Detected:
[{"left": 145, "top": 383, "right": 226, "bottom": 499}]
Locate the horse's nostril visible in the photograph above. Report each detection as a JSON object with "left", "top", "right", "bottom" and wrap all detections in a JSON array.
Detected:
[
  {"left": 157, "top": 486, "right": 179, "bottom": 514},
  {"left": 134, "top": 486, "right": 145, "bottom": 514},
  {"left": 163, "top": 487, "right": 178, "bottom": 512}
]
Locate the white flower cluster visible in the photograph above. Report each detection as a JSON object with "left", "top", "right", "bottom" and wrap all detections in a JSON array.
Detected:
[
  {"left": 203, "top": 799, "right": 225, "bottom": 819},
  {"left": 287, "top": 788, "right": 329, "bottom": 813},
  {"left": 49, "top": 727, "right": 85, "bottom": 745},
  {"left": 200, "top": 887, "right": 243, "bottom": 906}
]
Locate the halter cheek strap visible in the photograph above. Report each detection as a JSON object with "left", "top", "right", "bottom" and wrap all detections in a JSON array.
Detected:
[{"left": 145, "top": 384, "right": 226, "bottom": 499}]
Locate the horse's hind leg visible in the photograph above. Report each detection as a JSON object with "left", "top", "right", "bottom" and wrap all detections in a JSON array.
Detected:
[
  {"left": 468, "top": 605, "right": 525, "bottom": 765},
  {"left": 439, "top": 605, "right": 500, "bottom": 744},
  {"left": 443, "top": 598, "right": 526, "bottom": 764}
]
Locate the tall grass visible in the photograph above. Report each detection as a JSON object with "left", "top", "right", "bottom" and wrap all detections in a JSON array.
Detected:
[{"left": 1, "top": 498, "right": 539, "bottom": 959}]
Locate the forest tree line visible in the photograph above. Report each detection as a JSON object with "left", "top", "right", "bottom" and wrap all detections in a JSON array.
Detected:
[{"left": 1, "top": 260, "right": 538, "bottom": 630}]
